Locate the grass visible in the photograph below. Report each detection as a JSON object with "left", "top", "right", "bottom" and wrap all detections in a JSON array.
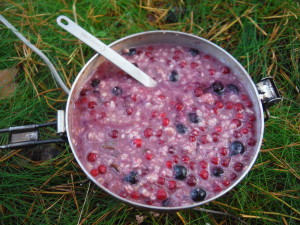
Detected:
[{"left": 0, "top": 0, "right": 299, "bottom": 224}]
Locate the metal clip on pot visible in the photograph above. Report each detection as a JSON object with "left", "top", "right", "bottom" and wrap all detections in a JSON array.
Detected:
[
  {"left": 0, "top": 110, "right": 66, "bottom": 149},
  {"left": 256, "top": 77, "right": 282, "bottom": 121}
]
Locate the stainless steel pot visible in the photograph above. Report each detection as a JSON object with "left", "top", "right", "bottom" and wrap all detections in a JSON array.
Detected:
[{"left": 65, "top": 31, "right": 282, "bottom": 211}]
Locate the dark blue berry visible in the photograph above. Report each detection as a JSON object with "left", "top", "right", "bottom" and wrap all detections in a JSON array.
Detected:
[
  {"left": 91, "top": 79, "right": 100, "bottom": 87},
  {"left": 162, "top": 198, "right": 171, "bottom": 206},
  {"left": 189, "top": 48, "right": 199, "bottom": 56},
  {"left": 169, "top": 70, "right": 179, "bottom": 82},
  {"left": 190, "top": 188, "right": 206, "bottom": 202},
  {"left": 212, "top": 81, "right": 225, "bottom": 94},
  {"left": 176, "top": 124, "right": 188, "bottom": 134},
  {"left": 188, "top": 112, "right": 200, "bottom": 123},
  {"left": 227, "top": 84, "right": 239, "bottom": 94},
  {"left": 112, "top": 86, "right": 123, "bottom": 96},
  {"left": 174, "top": 165, "right": 187, "bottom": 180},
  {"left": 229, "top": 141, "right": 245, "bottom": 156},
  {"left": 128, "top": 48, "right": 136, "bottom": 56},
  {"left": 124, "top": 171, "right": 138, "bottom": 184},
  {"left": 132, "top": 63, "right": 138, "bottom": 67},
  {"left": 211, "top": 167, "right": 224, "bottom": 177}
]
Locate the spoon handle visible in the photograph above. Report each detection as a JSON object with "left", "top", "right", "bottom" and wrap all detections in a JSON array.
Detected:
[{"left": 56, "top": 15, "right": 157, "bottom": 87}]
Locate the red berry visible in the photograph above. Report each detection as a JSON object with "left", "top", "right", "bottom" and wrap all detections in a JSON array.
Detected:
[
  {"left": 157, "top": 177, "right": 165, "bottom": 185},
  {"left": 234, "top": 162, "right": 244, "bottom": 172},
  {"left": 166, "top": 160, "right": 173, "bottom": 169},
  {"left": 208, "top": 68, "right": 216, "bottom": 75},
  {"left": 215, "top": 101, "right": 224, "bottom": 109},
  {"left": 87, "top": 152, "right": 97, "bottom": 162},
  {"left": 189, "top": 161, "right": 196, "bottom": 170},
  {"left": 191, "top": 129, "right": 200, "bottom": 136},
  {"left": 144, "top": 128, "right": 153, "bottom": 138},
  {"left": 236, "top": 112, "right": 244, "bottom": 119},
  {"left": 156, "top": 189, "right": 168, "bottom": 200},
  {"left": 87, "top": 101, "right": 97, "bottom": 109},
  {"left": 232, "top": 119, "right": 242, "bottom": 128},
  {"left": 175, "top": 49, "right": 183, "bottom": 55},
  {"left": 230, "top": 173, "right": 237, "bottom": 181},
  {"left": 189, "top": 136, "right": 196, "bottom": 142},
  {"left": 191, "top": 62, "right": 199, "bottom": 69},
  {"left": 215, "top": 126, "right": 223, "bottom": 133},
  {"left": 145, "top": 51, "right": 152, "bottom": 57},
  {"left": 156, "top": 129, "right": 163, "bottom": 137},
  {"left": 199, "top": 160, "right": 208, "bottom": 169},
  {"left": 151, "top": 111, "right": 159, "bottom": 118},
  {"left": 175, "top": 103, "right": 184, "bottom": 111},
  {"left": 131, "top": 191, "right": 140, "bottom": 199},
  {"left": 186, "top": 175, "right": 197, "bottom": 186},
  {"left": 223, "top": 179, "right": 231, "bottom": 187},
  {"left": 233, "top": 130, "right": 242, "bottom": 138},
  {"left": 90, "top": 169, "right": 99, "bottom": 177},
  {"left": 158, "top": 95, "right": 165, "bottom": 100},
  {"left": 179, "top": 61, "right": 187, "bottom": 68},
  {"left": 204, "top": 55, "right": 211, "bottom": 60},
  {"left": 219, "top": 147, "right": 228, "bottom": 156},
  {"left": 182, "top": 155, "right": 190, "bottom": 163},
  {"left": 168, "top": 180, "right": 177, "bottom": 190},
  {"left": 221, "top": 66, "right": 230, "bottom": 74},
  {"left": 172, "top": 155, "right": 179, "bottom": 163},
  {"left": 211, "top": 157, "right": 219, "bottom": 165},
  {"left": 80, "top": 96, "right": 88, "bottom": 104},
  {"left": 248, "top": 138, "right": 256, "bottom": 146},
  {"left": 240, "top": 127, "right": 249, "bottom": 134},
  {"left": 126, "top": 108, "right": 133, "bottom": 115},
  {"left": 194, "top": 87, "right": 204, "bottom": 97},
  {"left": 212, "top": 132, "right": 219, "bottom": 142},
  {"left": 247, "top": 122, "right": 254, "bottom": 129},
  {"left": 213, "top": 183, "right": 222, "bottom": 192},
  {"left": 249, "top": 115, "right": 256, "bottom": 122},
  {"left": 145, "top": 153, "right": 153, "bottom": 160},
  {"left": 98, "top": 165, "right": 107, "bottom": 174},
  {"left": 221, "top": 158, "right": 230, "bottom": 167},
  {"left": 162, "top": 118, "right": 170, "bottom": 126},
  {"left": 109, "top": 130, "right": 119, "bottom": 138},
  {"left": 234, "top": 103, "right": 244, "bottom": 111},
  {"left": 200, "top": 135, "right": 208, "bottom": 144},
  {"left": 199, "top": 170, "right": 209, "bottom": 180},
  {"left": 131, "top": 94, "right": 137, "bottom": 101},
  {"left": 133, "top": 139, "right": 142, "bottom": 148},
  {"left": 225, "top": 101, "right": 234, "bottom": 109}
]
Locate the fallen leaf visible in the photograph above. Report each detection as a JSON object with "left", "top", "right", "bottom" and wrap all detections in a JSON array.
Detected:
[{"left": 0, "top": 67, "right": 18, "bottom": 98}]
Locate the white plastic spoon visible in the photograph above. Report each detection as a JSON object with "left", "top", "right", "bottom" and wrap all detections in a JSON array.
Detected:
[{"left": 56, "top": 15, "right": 157, "bottom": 87}]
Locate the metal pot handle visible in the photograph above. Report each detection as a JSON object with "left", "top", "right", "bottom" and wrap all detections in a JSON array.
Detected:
[
  {"left": 255, "top": 77, "right": 282, "bottom": 121},
  {"left": 0, "top": 110, "right": 66, "bottom": 149}
]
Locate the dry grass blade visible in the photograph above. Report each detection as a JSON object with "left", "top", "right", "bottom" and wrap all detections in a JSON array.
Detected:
[{"left": 176, "top": 212, "right": 187, "bottom": 224}]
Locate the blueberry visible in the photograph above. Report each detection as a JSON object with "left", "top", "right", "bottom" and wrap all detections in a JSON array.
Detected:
[
  {"left": 132, "top": 63, "right": 138, "bottom": 67},
  {"left": 188, "top": 112, "right": 200, "bottom": 123},
  {"left": 211, "top": 167, "right": 224, "bottom": 177},
  {"left": 211, "top": 81, "right": 225, "bottom": 94},
  {"left": 189, "top": 48, "right": 199, "bottom": 56},
  {"left": 124, "top": 171, "right": 138, "bottom": 184},
  {"left": 227, "top": 84, "right": 239, "bottom": 94},
  {"left": 190, "top": 188, "right": 206, "bottom": 202},
  {"left": 128, "top": 48, "right": 136, "bottom": 56},
  {"left": 169, "top": 70, "right": 179, "bottom": 82},
  {"left": 229, "top": 141, "right": 245, "bottom": 156},
  {"left": 176, "top": 124, "right": 188, "bottom": 134},
  {"left": 91, "top": 79, "right": 100, "bottom": 87},
  {"left": 112, "top": 86, "right": 123, "bottom": 96},
  {"left": 162, "top": 198, "right": 171, "bottom": 206},
  {"left": 174, "top": 165, "right": 187, "bottom": 180}
]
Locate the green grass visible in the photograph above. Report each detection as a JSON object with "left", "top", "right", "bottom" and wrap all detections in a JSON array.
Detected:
[{"left": 1, "top": 0, "right": 299, "bottom": 224}]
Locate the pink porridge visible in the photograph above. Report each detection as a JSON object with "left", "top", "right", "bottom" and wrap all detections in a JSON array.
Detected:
[{"left": 70, "top": 44, "right": 257, "bottom": 207}]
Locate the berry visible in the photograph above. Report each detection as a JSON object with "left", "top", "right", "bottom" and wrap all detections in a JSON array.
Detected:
[
  {"left": 87, "top": 152, "right": 97, "bottom": 162},
  {"left": 225, "top": 101, "right": 234, "bottom": 109},
  {"left": 156, "top": 189, "right": 168, "bottom": 200},
  {"left": 213, "top": 184, "right": 222, "bottom": 192},
  {"left": 234, "top": 103, "right": 244, "bottom": 111},
  {"left": 126, "top": 108, "right": 133, "bottom": 115},
  {"left": 227, "top": 84, "right": 239, "bottom": 94},
  {"left": 91, "top": 79, "right": 100, "bottom": 87},
  {"left": 176, "top": 124, "right": 188, "bottom": 134},
  {"left": 190, "top": 188, "right": 206, "bottom": 202},
  {"left": 221, "top": 66, "right": 230, "bottom": 74},
  {"left": 156, "top": 129, "right": 163, "bottom": 137},
  {"left": 168, "top": 180, "right": 177, "bottom": 190},
  {"left": 144, "top": 128, "right": 153, "bottom": 138},
  {"left": 145, "top": 153, "right": 153, "bottom": 160},
  {"left": 162, "top": 199, "right": 171, "bottom": 207},
  {"left": 215, "top": 101, "right": 224, "bottom": 109},
  {"left": 186, "top": 175, "right": 197, "bottom": 186},
  {"left": 124, "top": 171, "right": 138, "bottom": 184},
  {"left": 87, "top": 101, "right": 97, "bottom": 109},
  {"left": 221, "top": 158, "right": 231, "bottom": 167},
  {"left": 168, "top": 146, "right": 175, "bottom": 154},
  {"left": 162, "top": 117, "right": 170, "bottom": 126},
  {"left": 174, "top": 165, "right": 188, "bottom": 180},
  {"left": 157, "top": 177, "right": 165, "bottom": 185},
  {"left": 234, "top": 162, "right": 244, "bottom": 172},
  {"left": 127, "top": 48, "right": 136, "bottom": 56},
  {"left": 166, "top": 160, "right": 173, "bottom": 168},
  {"left": 199, "top": 160, "right": 208, "bottom": 169},
  {"left": 182, "top": 155, "right": 190, "bottom": 163},
  {"left": 175, "top": 103, "right": 184, "bottom": 111},
  {"left": 211, "top": 157, "right": 219, "bottom": 165},
  {"left": 188, "top": 112, "right": 200, "bottom": 123},
  {"left": 189, "top": 48, "right": 199, "bottom": 56},
  {"left": 194, "top": 86, "right": 204, "bottom": 97},
  {"left": 98, "top": 165, "right": 107, "bottom": 174},
  {"left": 191, "top": 62, "right": 199, "bottom": 69},
  {"left": 169, "top": 70, "right": 179, "bottom": 82},
  {"left": 219, "top": 147, "right": 228, "bottom": 156},
  {"left": 211, "top": 167, "right": 224, "bottom": 177},
  {"left": 112, "top": 86, "right": 123, "bottom": 96},
  {"left": 231, "top": 119, "right": 242, "bottom": 128},
  {"left": 133, "top": 139, "right": 142, "bottom": 148},
  {"left": 229, "top": 141, "right": 245, "bottom": 156},
  {"left": 211, "top": 81, "right": 225, "bottom": 94},
  {"left": 189, "top": 161, "right": 196, "bottom": 170},
  {"left": 189, "top": 136, "right": 196, "bottom": 142},
  {"left": 208, "top": 68, "right": 216, "bottom": 75},
  {"left": 90, "top": 169, "right": 99, "bottom": 177},
  {"left": 199, "top": 170, "right": 209, "bottom": 180},
  {"left": 172, "top": 155, "right": 180, "bottom": 163},
  {"left": 223, "top": 179, "right": 231, "bottom": 187},
  {"left": 109, "top": 130, "right": 119, "bottom": 138},
  {"left": 131, "top": 191, "right": 140, "bottom": 199}
]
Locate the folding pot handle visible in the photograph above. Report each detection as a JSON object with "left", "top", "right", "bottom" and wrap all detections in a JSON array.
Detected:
[{"left": 255, "top": 77, "right": 282, "bottom": 121}]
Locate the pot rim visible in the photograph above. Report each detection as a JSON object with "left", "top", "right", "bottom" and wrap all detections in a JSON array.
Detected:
[{"left": 65, "top": 30, "right": 265, "bottom": 211}]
